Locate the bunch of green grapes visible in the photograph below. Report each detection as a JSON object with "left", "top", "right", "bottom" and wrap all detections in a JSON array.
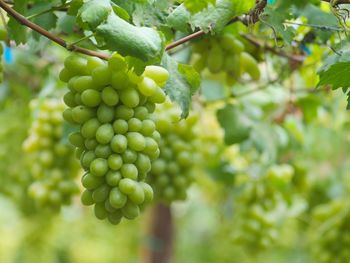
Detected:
[
  {"left": 60, "top": 53, "right": 169, "bottom": 224},
  {"left": 191, "top": 33, "right": 260, "bottom": 85},
  {"left": 0, "top": 26, "right": 7, "bottom": 83},
  {"left": 23, "top": 98, "right": 80, "bottom": 211},
  {"left": 231, "top": 164, "right": 295, "bottom": 250},
  {"left": 147, "top": 102, "right": 199, "bottom": 203},
  {"left": 311, "top": 200, "right": 350, "bottom": 263},
  {"left": 0, "top": 100, "right": 36, "bottom": 214}
]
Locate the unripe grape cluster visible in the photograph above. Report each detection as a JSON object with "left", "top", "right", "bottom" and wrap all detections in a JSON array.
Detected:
[
  {"left": 231, "top": 165, "right": 295, "bottom": 250},
  {"left": 23, "top": 98, "right": 80, "bottom": 211},
  {"left": 191, "top": 33, "right": 260, "bottom": 85},
  {"left": 60, "top": 53, "right": 169, "bottom": 224},
  {"left": 311, "top": 200, "right": 350, "bottom": 263},
  {"left": 147, "top": 102, "right": 199, "bottom": 203}
]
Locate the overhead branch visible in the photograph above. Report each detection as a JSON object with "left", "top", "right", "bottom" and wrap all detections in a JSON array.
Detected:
[
  {"left": 240, "top": 33, "right": 305, "bottom": 63},
  {"left": 0, "top": 0, "right": 109, "bottom": 60},
  {"left": 165, "top": 0, "right": 267, "bottom": 50}
]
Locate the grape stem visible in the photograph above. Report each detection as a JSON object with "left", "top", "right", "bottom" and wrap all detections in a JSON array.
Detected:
[{"left": 0, "top": 0, "right": 110, "bottom": 60}]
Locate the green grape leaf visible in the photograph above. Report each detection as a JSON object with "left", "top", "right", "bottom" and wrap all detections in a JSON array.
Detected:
[
  {"left": 294, "top": 4, "right": 337, "bottom": 42},
  {"left": 262, "top": 1, "right": 295, "bottom": 44},
  {"left": 207, "top": 160, "right": 237, "bottom": 184},
  {"left": 8, "top": 0, "right": 28, "bottom": 44},
  {"left": 168, "top": 0, "right": 253, "bottom": 33},
  {"left": 30, "top": 3, "right": 58, "bottom": 40},
  {"left": 111, "top": 3, "right": 130, "bottom": 21},
  {"left": 68, "top": 0, "right": 83, "bottom": 15},
  {"left": 318, "top": 61, "right": 350, "bottom": 109},
  {"left": 132, "top": 0, "right": 169, "bottom": 27},
  {"left": 57, "top": 14, "right": 76, "bottom": 34},
  {"left": 216, "top": 104, "right": 252, "bottom": 145},
  {"left": 78, "top": 0, "right": 111, "bottom": 29},
  {"left": 318, "top": 62, "right": 350, "bottom": 90},
  {"left": 161, "top": 54, "right": 201, "bottom": 118},
  {"left": 183, "top": 0, "right": 216, "bottom": 13},
  {"left": 96, "top": 13, "right": 165, "bottom": 63},
  {"left": 231, "top": 0, "right": 256, "bottom": 15}
]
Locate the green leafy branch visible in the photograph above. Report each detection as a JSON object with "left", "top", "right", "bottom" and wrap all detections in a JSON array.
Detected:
[{"left": 0, "top": 0, "right": 109, "bottom": 60}]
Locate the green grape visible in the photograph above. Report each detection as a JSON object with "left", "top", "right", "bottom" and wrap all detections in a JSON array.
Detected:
[
  {"left": 96, "top": 123, "right": 114, "bottom": 144},
  {"left": 61, "top": 53, "right": 169, "bottom": 224},
  {"left": 86, "top": 57, "right": 105, "bottom": 73},
  {"left": 115, "top": 105, "right": 134, "bottom": 120},
  {"left": 106, "top": 171, "right": 122, "bottom": 186},
  {"left": 94, "top": 144, "right": 112, "bottom": 158},
  {"left": 113, "top": 119, "right": 128, "bottom": 134},
  {"left": 220, "top": 34, "right": 244, "bottom": 52},
  {"left": 81, "top": 151, "right": 96, "bottom": 169},
  {"left": 72, "top": 106, "right": 95, "bottom": 124},
  {"left": 127, "top": 132, "right": 146, "bottom": 152},
  {"left": 102, "top": 86, "right": 119, "bottom": 106},
  {"left": 68, "top": 132, "right": 85, "bottom": 148},
  {"left": 107, "top": 154, "right": 123, "bottom": 170},
  {"left": 147, "top": 102, "right": 199, "bottom": 203},
  {"left": 63, "top": 91, "right": 77, "bottom": 107},
  {"left": 23, "top": 98, "right": 80, "bottom": 210},
  {"left": 121, "top": 149, "right": 137, "bottom": 163},
  {"left": 121, "top": 164, "right": 138, "bottom": 180},
  {"left": 82, "top": 173, "right": 104, "bottom": 189},
  {"left": 121, "top": 201, "right": 140, "bottom": 219},
  {"left": 129, "top": 184, "right": 145, "bottom": 204},
  {"left": 94, "top": 202, "right": 108, "bottom": 220},
  {"left": 92, "top": 184, "right": 110, "bottom": 203},
  {"left": 81, "top": 89, "right": 101, "bottom": 107},
  {"left": 73, "top": 76, "right": 94, "bottom": 93},
  {"left": 207, "top": 45, "right": 224, "bottom": 73},
  {"left": 81, "top": 118, "right": 100, "bottom": 139},
  {"left": 110, "top": 134, "right": 127, "bottom": 153},
  {"left": 81, "top": 190, "right": 94, "bottom": 206},
  {"left": 109, "top": 187, "right": 127, "bottom": 208},
  {"left": 134, "top": 106, "right": 149, "bottom": 120},
  {"left": 92, "top": 65, "right": 111, "bottom": 87},
  {"left": 128, "top": 118, "right": 142, "bottom": 132},
  {"left": 90, "top": 158, "right": 108, "bottom": 177},
  {"left": 240, "top": 52, "right": 260, "bottom": 80},
  {"left": 138, "top": 77, "right": 158, "bottom": 96},
  {"left": 119, "top": 88, "right": 140, "bottom": 108},
  {"left": 97, "top": 103, "right": 114, "bottom": 123},
  {"left": 144, "top": 66, "right": 169, "bottom": 86},
  {"left": 119, "top": 178, "right": 137, "bottom": 195}
]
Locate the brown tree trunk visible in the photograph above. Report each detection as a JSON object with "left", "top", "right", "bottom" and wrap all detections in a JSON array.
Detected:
[{"left": 143, "top": 204, "right": 173, "bottom": 263}]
